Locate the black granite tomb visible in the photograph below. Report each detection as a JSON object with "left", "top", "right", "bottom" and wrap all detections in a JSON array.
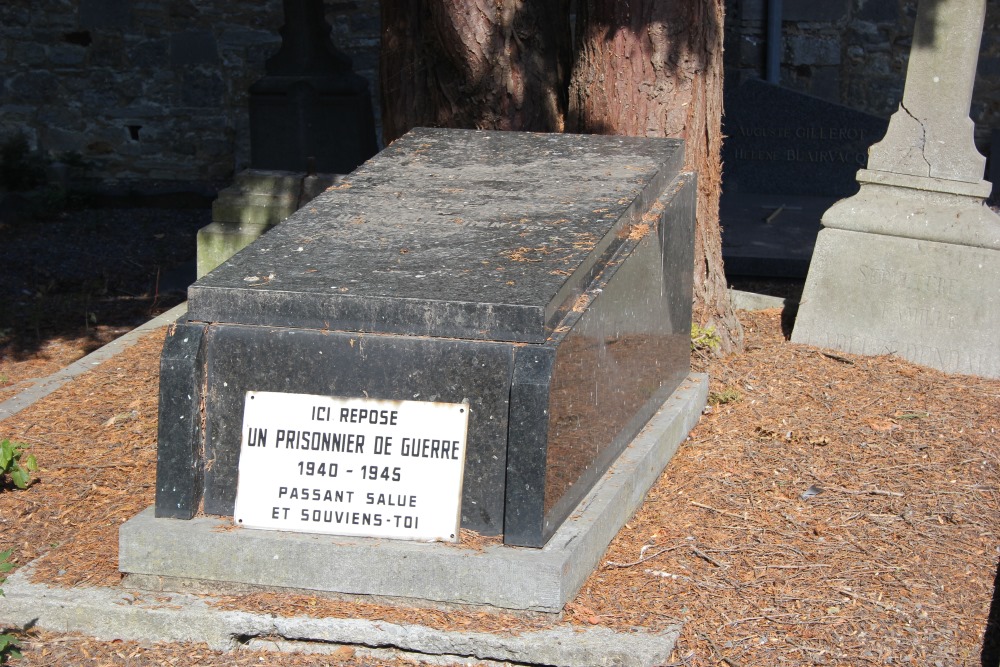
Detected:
[{"left": 156, "top": 128, "right": 695, "bottom": 548}]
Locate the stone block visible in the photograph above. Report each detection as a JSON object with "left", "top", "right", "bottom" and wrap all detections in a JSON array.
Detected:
[
  {"left": 804, "top": 66, "right": 842, "bottom": 101},
  {"left": 0, "top": 6, "right": 30, "bottom": 28},
  {"left": 792, "top": 228, "right": 1000, "bottom": 378},
  {"left": 89, "top": 34, "right": 126, "bottom": 67},
  {"left": 786, "top": 34, "right": 842, "bottom": 67},
  {"left": 48, "top": 44, "right": 87, "bottom": 66},
  {"left": 211, "top": 194, "right": 297, "bottom": 224},
  {"left": 8, "top": 71, "right": 59, "bottom": 104},
  {"left": 12, "top": 42, "right": 46, "bottom": 66},
  {"left": 127, "top": 37, "right": 168, "bottom": 68},
  {"left": 197, "top": 221, "right": 273, "bottom": 278},
  {"left": 181, "top": 70, "right": 224, "bottom": 107}
]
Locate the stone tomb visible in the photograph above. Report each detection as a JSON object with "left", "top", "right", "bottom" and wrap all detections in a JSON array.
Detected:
[{"left": 123, "top": 128, "right": 700, "bottom": 609}]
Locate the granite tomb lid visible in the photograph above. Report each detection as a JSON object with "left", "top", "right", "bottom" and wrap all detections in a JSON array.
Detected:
[{"left": 188, "top": 128, "right": 684, "bottom": 343}]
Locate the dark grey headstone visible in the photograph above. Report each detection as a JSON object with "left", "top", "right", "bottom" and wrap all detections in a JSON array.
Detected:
[
  {"left": 248, "top": 0, "right": 377, "bottom": 174},
  {"left": 159, "top": 128, "right": 695, "bottom": 546},
  {"left": 722, "top": 79, "right": 888, "bottom": 197}
]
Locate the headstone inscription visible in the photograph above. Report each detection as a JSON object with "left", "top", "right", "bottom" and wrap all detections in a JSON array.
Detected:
[
  {"left": 720, "top": 79, "right": 889, "bottom": 275},
  {"left": 155, "top": 128, "right": 696, "bottom": 548}
]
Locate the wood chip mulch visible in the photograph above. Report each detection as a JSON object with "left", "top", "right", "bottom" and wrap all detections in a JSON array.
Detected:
[{"left": 1, "top": 308, "right": 998, "bottom": 666}]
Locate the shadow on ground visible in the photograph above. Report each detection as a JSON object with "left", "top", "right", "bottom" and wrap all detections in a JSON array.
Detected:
[{"left": 0, "top": 202, "right": 207, "bottom": 360}]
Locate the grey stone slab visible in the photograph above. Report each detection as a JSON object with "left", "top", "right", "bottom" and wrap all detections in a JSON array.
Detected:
[
  {"left": 792, "top": 228, "right": 999, "bottom": 378},
  {"left": 191, "top": 128, "right": 684, "bottom": 343},
  {"left": 820, "top": 182, "right": 1000, "bottom": 250},
  {"left": 0, "top": 564, "right": 677, "bottom": 667},
  {"left": 729, "top": 289, "right": 790, "bottom": 311},
  {"left": 122, "top": 375, "right": 708, "bottom": 612}
]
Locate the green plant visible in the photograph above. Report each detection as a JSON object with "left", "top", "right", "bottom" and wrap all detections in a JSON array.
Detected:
[
  {"left": 0, "top": 439, "right": 36, "bottom": 490},
  {"left": 0, "top": 548, "right": 12, "bottom": 594},
  {"left": 708, "top": 387, "right": 742, "bottom": 405},
  {"left": 691, "top": 323, "right": 721, "bottom": 353},
  {"left": 0, "top": 549, "right": 21, "bottom": 663},
  {"left": 0, "top": 633, "right": 21, "bottom": 664}
]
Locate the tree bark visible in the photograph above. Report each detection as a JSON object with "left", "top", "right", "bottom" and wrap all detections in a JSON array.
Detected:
[
  {"left": 380, "top": 0, "right": 571, "bottom": 144},
  {"left": 569, "top": 0, "right": 742, "bottom": 353}
]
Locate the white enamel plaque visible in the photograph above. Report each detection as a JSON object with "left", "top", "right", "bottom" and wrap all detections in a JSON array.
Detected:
[{"left": 233, "top": 391, "right": 469, "bottom": 541}]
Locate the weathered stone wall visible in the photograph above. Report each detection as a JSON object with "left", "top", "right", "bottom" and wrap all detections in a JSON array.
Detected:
[
  {"left": 0, "top": 0, "right": 380, "bottom": 190},
  {"left": 4, "top": 0, "right": 1000, "bottom": 188},
  {"left": 725, "top": 0, "right": 1000, "bottom": 145}
]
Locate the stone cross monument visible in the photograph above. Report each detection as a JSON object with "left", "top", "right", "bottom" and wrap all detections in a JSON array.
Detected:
[
  {"left": 792, "top": 0, "right": 1000, "bottom": 378},
  {"left": 249, "top": 0, "right": 377, "bottom": 174}
]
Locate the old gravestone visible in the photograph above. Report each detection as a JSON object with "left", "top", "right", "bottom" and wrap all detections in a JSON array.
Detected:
[
  {"left": 248, "top": 0, "right": 377, "bottom": 174},
  {"left": 720, "top": 79, "right": 888, "bottom": 275},
  {"left": 792, "top": 0, "right": 1000, "bottom": 379},
  {"left": 120, "top": 129, "right": 704, "bottom": 610}
]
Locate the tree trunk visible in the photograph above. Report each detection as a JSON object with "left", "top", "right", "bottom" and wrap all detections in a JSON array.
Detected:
[
  {"left": 569, "top": 0, "right": 743, "bottom": 353},
  {"left": 380, "top": 0, "right": 571, "bottom": 144}
]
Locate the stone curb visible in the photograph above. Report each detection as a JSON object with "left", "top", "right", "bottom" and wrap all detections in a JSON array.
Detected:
[
  {"left": 729, "top": 288, "right": 795, "bottom": 311},
  {"left": 0, "top": 562, "right": 679, "bottom": 667},
  {"left": 0, "top": 303, "right": 187, "bottom": 422}
]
